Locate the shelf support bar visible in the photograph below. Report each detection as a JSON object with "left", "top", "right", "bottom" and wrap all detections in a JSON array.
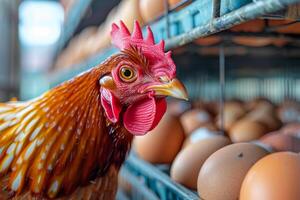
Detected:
[{"left": 166, "top": 0, "right": 300, "bottom": 50}]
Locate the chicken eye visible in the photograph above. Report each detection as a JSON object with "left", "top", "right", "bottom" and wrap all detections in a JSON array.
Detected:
[{"left": 119, "top": 66, "right": 136, "bottom": 82}]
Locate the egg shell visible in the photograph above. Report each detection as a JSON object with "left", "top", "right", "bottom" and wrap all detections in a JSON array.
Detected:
[
  {"left": 168, "top": 0, "right": 182, "bottom": 7},
  {"left": 246, "top": 109, "right": 281, "bottom": 132},
  {"left": 229, "top": 119, "right": 268, "bottom": 142},
  {"left": 230, "top": 19, "right": 265, "bottom": 32},
  {"left": 84, "top": 26, "right": 111, "bottom": 55},
  {"left": 105, "top": 0, "right": 143, "bottom": 32},
  {"left": 182, "top": 127, "right": 221, "bottom": 148},
  {"left": 197, "top": 143, "right": 268, "bottom": 200},
  {"left": 240, "top": 152, "right": 300, "bottom": 200},
  {"left": 216, "top": 101, "right": 246, "bottom": 131},
  {"left": 171, "top": 136, "right": 231, "bottom": 189},
  {"left": 281, "top": 123, "right": 300, "bottom": 138},
  {"left": 204, "top": 101, "right": 219, "bottom": 116},
  {"left": 246, "top": 98, "right": 274, "bottom": 112},
  {"left": 194, "top": 36, "right": 221, "bottom": 46},
  {"left": 88, "top": 0, "right": 144, "bottom": 54},
  {"left": 272, "top": 38, "right": 289, "bottom": 47},
  {"left": 277, "top": 99, "right": 300, "bottom": 123},
  {"left": 269, "top": 19, "right": 300, "bottom": 34},
  {"left": 133, "top": 113, "right": 185, "bottom": 164},
  {"left": 260, "top": 132, "right": 300, "bottom": 152},
  {"left": 180, "top": 109, "right": 212, "bottom": 135},
  {"left": 139, "top": 0, "right": 165, "bottom": 23},
  {"left": 233, "top": 37, "right": 273, "bottom": 47}
]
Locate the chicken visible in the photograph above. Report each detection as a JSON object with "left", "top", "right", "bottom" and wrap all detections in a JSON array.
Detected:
[{"left": 0, "top": 21, "right": 188, "bottom": 199}]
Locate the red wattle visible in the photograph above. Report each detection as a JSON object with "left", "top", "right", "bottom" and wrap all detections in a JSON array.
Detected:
[
  {"left": 123, "top": 97, "right": 167, "bottom": 135},
  {"left": 100, "top": 89, "right": 121, "bottom": 123}
]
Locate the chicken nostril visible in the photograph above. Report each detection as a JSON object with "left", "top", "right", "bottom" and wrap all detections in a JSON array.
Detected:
[{"left": 159, "top": 76, "right": 170, "bottom": 83}]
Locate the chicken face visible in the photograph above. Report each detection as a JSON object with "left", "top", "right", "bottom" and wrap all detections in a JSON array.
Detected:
[{"left": 99, "top": 21, "right": 188, "bottom": 135}]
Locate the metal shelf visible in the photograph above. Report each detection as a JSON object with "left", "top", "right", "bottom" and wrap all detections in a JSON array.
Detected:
[{"left": 50, "top": 0, "right": 300, "bottom": 87}]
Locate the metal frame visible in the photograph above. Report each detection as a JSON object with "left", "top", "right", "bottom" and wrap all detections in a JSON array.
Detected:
[
  {"left": 49, "top": 0, "right": 300, "bottom": 88},
  {"left": 165, "top": 0, "right": 300, "bottom": 50}
]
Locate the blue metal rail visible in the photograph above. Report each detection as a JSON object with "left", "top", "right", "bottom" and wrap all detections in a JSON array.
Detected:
[{"left": 165, "top": 0, "right": 300, "bottom": 50}]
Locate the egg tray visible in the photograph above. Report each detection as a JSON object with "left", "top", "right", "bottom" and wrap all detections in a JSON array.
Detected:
[{"left": 120, "top": 153, "right": 199, "bottom": 200}]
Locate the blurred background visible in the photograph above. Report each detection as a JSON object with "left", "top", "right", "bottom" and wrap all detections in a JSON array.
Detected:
[
  {"left": 0, "top": 0, "right": 122, "bottom": 100},
  {"left": 1, "top": 1, "right": 300, "bottom": 199}
]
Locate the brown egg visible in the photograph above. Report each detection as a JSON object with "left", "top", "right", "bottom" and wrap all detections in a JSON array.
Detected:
[
  {"left": 269, "top": 19, "right": 300, "bottom": 34},
  {"left": 255, "top": 102, "right": 276, "bottom": 116},
  {"left": 171, "top": 136, "right": 231, "bottom": 189},
  {"left": 194, "top": 36, "right": 221, "bottom": 46},
  {"left": 197, "top": 143, "right": 268, "bottom": 200},
  {"left": 133, "top": 113, "right": 185, "bottom": 164},
  {"left": 108, "top": 0, "right": 143, "bottom": 31},
  {"left": 260, "top": 132, "right": 300, "bottom": 152},
  {"left": 169, "top": 0, "right": 191, "bottom": 10},
  {"left": 88, "top": 0, "right": 144, "bottom": 55},
  {"left": 180, "top": 109, "right": 212, "bottom": 135},
  {"left": 281, "top": 123, "right": 300, "bottom": 138},
  {"left": 277, "top": 99, "right": 300, "bottom": 123},
  {"left": 233, "top": 37, "right": 273, "bottom": 47},
  {"left": 168, "top": 0, "right": 182, "bottom": 6},
  {"left": 216, "top": 102, "right": 246, "bottom": 131},
  {"left": 246, "top": 97, "right": 274, "bottom": 111},
  {"left": 240, "top": 152, "right": 300, "bottom": 200},
  {"left": 246, "top": 109, "right": 281, "bottom": 132},
  {"left": 262, "top": 115, "right": 282, "bottom": 132},
  {"left": 182, "top": 127, "right": 220, "bottom": 148},
  {"left": 85, "top": 26, "right": 111, "bottom": 55},
  {"left": 272, "top": 38, "right": 289, "bottom": 47},
  {"left": 229, "top": 119, "right": 268, "bottom": 142},
  {"left": 140, "top": 0, "right": 165, "bottom": 23},
  {"left": 204, "top": 101, "right": 219, "bottom": 116},
  {"left": 230, "top": 19, "right": 265, "bottom": 32}
]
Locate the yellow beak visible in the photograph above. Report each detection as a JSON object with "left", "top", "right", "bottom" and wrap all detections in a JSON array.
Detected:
[{"left": 144, "top": 78, "right": 188, "bottom": 101}]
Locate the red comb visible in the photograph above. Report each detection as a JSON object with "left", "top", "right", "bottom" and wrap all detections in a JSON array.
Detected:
[{"left": 111, "top": 20, "right": 176, "bottom": 78}]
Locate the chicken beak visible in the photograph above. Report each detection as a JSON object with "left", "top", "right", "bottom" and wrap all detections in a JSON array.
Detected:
[{"left": 145, "top": 78, "right": 188, "bottom": 101}]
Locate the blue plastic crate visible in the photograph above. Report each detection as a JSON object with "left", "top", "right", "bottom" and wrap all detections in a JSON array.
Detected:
[{"left": 121, "top": 153, "right": 199, "bottom": 200}]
